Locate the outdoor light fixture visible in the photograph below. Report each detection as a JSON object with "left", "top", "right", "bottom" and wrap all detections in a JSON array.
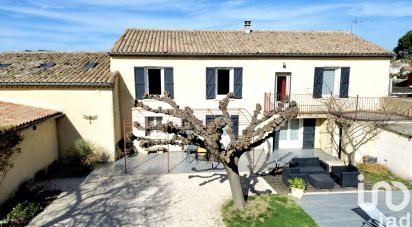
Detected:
[{"left": 283, "top": 62, "right": 287, "bottom": 68}]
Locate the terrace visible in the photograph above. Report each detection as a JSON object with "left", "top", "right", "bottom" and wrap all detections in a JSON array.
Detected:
[{"left": 264, "top": 93, "right": 412, "bottom": 120}]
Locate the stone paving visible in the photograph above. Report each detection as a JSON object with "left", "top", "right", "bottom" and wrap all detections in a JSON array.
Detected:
[{"left": 297, "top": 190, "right": 412, "bottom": 227}]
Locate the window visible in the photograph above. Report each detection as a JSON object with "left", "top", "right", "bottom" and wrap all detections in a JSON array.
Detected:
[
  {"left": 206, "top": 67, "right": 242, "bottom": 99},
  {"left": 0, "top": 63, "right": 11, "bottom": 68},
  {"left": 147, "top": 69, "right": 162, "bottom": 95},
  {"left": 279, "top": 119, "right": 300, "bottom": 141},
  {"left": 134, "top": 67, "right": 174, "bottom": 99},
  {"left": 217, "top": 69, "right": 230, "bottom": 95},
  {"left": 313, "top": 67, "right": 349, "bottom": 98},
  {"left": 205, "top": 115, "right": 239, "bottom": 138},
  {"left": 39, "top": 63, "right": 55, "bottom": 69},
  {"left": 322, "top": 69, "right": 340, "bottom": 96},
  {"left": 84, "top": 62, "right": 98, "bottom": 69},
  {"left": 145, "top": 116, "right": 163, "bottom": 136}
]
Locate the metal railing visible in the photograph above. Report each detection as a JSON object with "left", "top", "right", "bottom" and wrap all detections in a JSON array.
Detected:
[{"left": 264, "top": 93, "right": 412, "bottom": 119}]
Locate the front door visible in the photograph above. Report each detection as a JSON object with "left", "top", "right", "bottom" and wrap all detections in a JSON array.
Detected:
[{"left": 303, "top": 119, "right": 316, "bottom": 149}]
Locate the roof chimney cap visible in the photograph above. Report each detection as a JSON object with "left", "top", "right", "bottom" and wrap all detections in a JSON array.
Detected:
[{"left": 244, "top": 20, "right": 252, "bottom": 33}]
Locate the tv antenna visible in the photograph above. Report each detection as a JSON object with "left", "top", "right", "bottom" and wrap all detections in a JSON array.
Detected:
[{"left": 351, "top": 19, "right": 364, "bottom": 33}]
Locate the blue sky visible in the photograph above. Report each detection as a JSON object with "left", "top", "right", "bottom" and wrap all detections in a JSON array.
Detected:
[{"left": 0, "top": 0, "right": 411, "bottom": 52}]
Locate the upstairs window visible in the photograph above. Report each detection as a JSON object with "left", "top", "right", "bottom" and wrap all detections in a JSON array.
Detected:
[
  {"left": 147, "top": 69, "right": 162, "bottom": 95},
  {"left": 313, "top": 67, "right": 350, "bottom": 98},
  {"left": 206, "top": 67, "right": 243, "bottom": 99},
  {"left": 217, "top": 69, "right": 230, "bottom": 95},
  {"left": 134, "top": 67, "right": 174, "bottom": 99},
  {"left": 321, "top": 69, "right": 339, "bottom": 96}
]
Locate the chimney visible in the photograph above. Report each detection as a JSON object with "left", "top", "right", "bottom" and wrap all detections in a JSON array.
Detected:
[{"left": 244, "top": 20, "right": 252, "bottom": 33}]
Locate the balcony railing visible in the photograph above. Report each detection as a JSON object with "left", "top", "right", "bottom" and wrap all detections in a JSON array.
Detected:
[{"left": 264, "top": 93, "right": 412, "bottom": 120}]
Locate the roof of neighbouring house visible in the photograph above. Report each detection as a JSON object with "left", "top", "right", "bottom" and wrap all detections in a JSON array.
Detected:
[
  {"left": 0, "top": 101, "right": 62, "bottom": 129},
  {"left": 0, "top": 52, "right": 117, "bottom": 87},
  {"left": 110, "top": 29, "right": 391, "bottom": 57}
]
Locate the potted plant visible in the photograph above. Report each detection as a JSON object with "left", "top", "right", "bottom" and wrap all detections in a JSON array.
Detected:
[{"left": 288, "top": 177, "right": 305, "bottom": 199}]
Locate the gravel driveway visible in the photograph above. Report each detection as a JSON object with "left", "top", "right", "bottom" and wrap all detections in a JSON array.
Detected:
[{"left": 30, "top": 160, "right": 274, "bottom": 226}]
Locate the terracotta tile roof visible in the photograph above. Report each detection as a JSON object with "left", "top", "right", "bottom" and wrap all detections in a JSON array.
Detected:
[
  {"left": 0, "top": 101, "right": 61, "bottom": 129},
  {"left": 0, "top": 52, "right": 116, "bottom": 87},
  {"left": 110, "top": 29, "right": 391, "bottom": 57}
]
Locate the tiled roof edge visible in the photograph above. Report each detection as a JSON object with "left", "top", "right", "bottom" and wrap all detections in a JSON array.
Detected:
[
  {"left": 109, "top": 52, "right": 392, "bottom": 58},
  {"left": 0, "top": 82, "right": 114, "bottom": 88}
]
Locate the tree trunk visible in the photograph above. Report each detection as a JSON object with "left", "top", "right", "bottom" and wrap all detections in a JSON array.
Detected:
[{"left": 226, "top": 164, "right": 246, "bottom": 209}]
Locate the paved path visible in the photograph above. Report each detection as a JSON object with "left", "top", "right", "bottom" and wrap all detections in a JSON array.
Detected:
[
  {"left": 297, "top": 191, "right": 412, "bottom": 227},
  {"left": 30, "top": 157, "right": 274, "bottom": 226}
]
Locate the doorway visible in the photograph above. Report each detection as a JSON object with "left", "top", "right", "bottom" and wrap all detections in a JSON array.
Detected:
[{"left": 275, "top": 73, "right": 291, "bottom": 102}]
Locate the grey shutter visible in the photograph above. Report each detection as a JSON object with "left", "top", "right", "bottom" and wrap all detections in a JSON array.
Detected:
[
  {"left": 206, "top": 115, "right": 214, "bottom": 125},
  {"left": 206, "top": 67, "right": 216, "bottom": 99},
  {"left": 231, "top": 115, "right": 239, "bottom": 138},
  {"left": 313, "top": 67, "right": 324, "bottom": 98},
  {"left": 339, "top": 67, "right": 350, "bottom": 98},
  {"left": 234, "top": 67, "right": 243, "bottom": 99},
  {"left": 134, "top": 67, "right": 145, "bottom": 99},
  {"left": 164, "top": 67, "right": 174, "bottom": 98},
  {"left": 273, "top": 133, "right": 279, "bottom": 150}
]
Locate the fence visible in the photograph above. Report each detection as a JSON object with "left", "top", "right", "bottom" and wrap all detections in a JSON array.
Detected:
[{"left": 264, "top": 93, "right": 412, "bottom": 119}]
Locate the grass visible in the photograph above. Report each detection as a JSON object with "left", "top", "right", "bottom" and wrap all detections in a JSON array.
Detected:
[
  {"left": 221, "top": 195, "right": 318, "bottom": 227},
  {"left": 362, "top": 172, "right": 412, "bottom": 190},
  {"left": 359, "top": 163, "right": 412, "bottom": 190}
]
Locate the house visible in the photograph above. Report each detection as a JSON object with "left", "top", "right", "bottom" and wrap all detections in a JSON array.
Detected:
[
  {"left": 0, "top": 101, "right": 62, "bottom": 204},
  {"left": 391, "top": 65, "right": 412, "bottom": 97},
  {"left": 109, "top": 22, "right": 393, "bottom": 155},
  {"left": 0, "top": 52, "right": 121, "bottom": 161}
]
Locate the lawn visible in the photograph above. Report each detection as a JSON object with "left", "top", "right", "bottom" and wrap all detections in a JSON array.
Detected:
[
  {"left": 221, "top": 195, "right": 317, "bottom": 227},
  {"left": 359, "top": 163, "right": 412, "bottom": 190}
]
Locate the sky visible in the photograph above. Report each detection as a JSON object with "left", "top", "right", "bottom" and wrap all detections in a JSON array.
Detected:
[{"left": 0, "top": 0, "right": 411, "bottom": 52}]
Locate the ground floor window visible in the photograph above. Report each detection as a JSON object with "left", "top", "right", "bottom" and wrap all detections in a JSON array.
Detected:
[
  {"left": 279, "top": 119, "right": 300, "bottom": 141},
  {"left": 145, "top": 116, "right": 163, "bottom": 136}
]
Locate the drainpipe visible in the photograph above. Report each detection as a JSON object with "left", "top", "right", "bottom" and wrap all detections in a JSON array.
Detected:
[{"left": 338, "top": 124, "right": 342, "bottom": 159}]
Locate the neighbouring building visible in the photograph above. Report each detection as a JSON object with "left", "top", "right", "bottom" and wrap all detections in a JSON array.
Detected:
[
  {"left": 0, "top": 52, "right": 122, "bottom": 161},
  {"left": 0, "top": 101, "right": 62, "bottom": 204},
  {"left": 109, "top": 22, "right": 394, "bottom": 155}
]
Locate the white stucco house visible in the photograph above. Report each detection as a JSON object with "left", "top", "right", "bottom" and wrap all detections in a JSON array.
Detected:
[
  {"left": 109, "top": 23, "right": 396, "bottom": 156},
  {"left": 1, "top": 22, "right": 411, "bottom": 185}
]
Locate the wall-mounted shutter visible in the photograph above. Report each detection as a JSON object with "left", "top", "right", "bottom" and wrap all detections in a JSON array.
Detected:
[
  {"left": 206, "top": 67, "right": 216, "bottom": 99},
  {"left": 206, "top": 115, "right": 215, "bottom": 125},
  {"left": 134, "top": 67, "right": 145, "bottom": 99},
  {"left": 313, "top": 67, "right": 324, "bottom": 98},
  {"left": 234, "top": 67, "right": 243, "bottom": 99},
  {"left": 231, "top": 115, "right": 239, "bottom": 138},
  {"left": 339, "top": 67, "right": 350, "bottom": 98},
  {"left": 164, "top": 67, "right": 174, "bottom": 98}
]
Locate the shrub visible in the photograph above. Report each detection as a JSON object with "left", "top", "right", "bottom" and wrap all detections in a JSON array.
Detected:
[
  {"left": 288, "top": 177, "right": 305, "bottom": 190},
  {"left": 71, "top": 139, "right": 98, "bottom": 168},
  {"left": 4, "top": 202, "right": 41, "bottom": 225},
  {"left": 359, "top": 163, "right": 389, "bottom": 176}
]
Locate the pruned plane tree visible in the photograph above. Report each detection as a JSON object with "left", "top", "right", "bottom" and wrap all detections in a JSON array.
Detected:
[{"left": 133, "top": 92, "right": 299, "bottom": 209}]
